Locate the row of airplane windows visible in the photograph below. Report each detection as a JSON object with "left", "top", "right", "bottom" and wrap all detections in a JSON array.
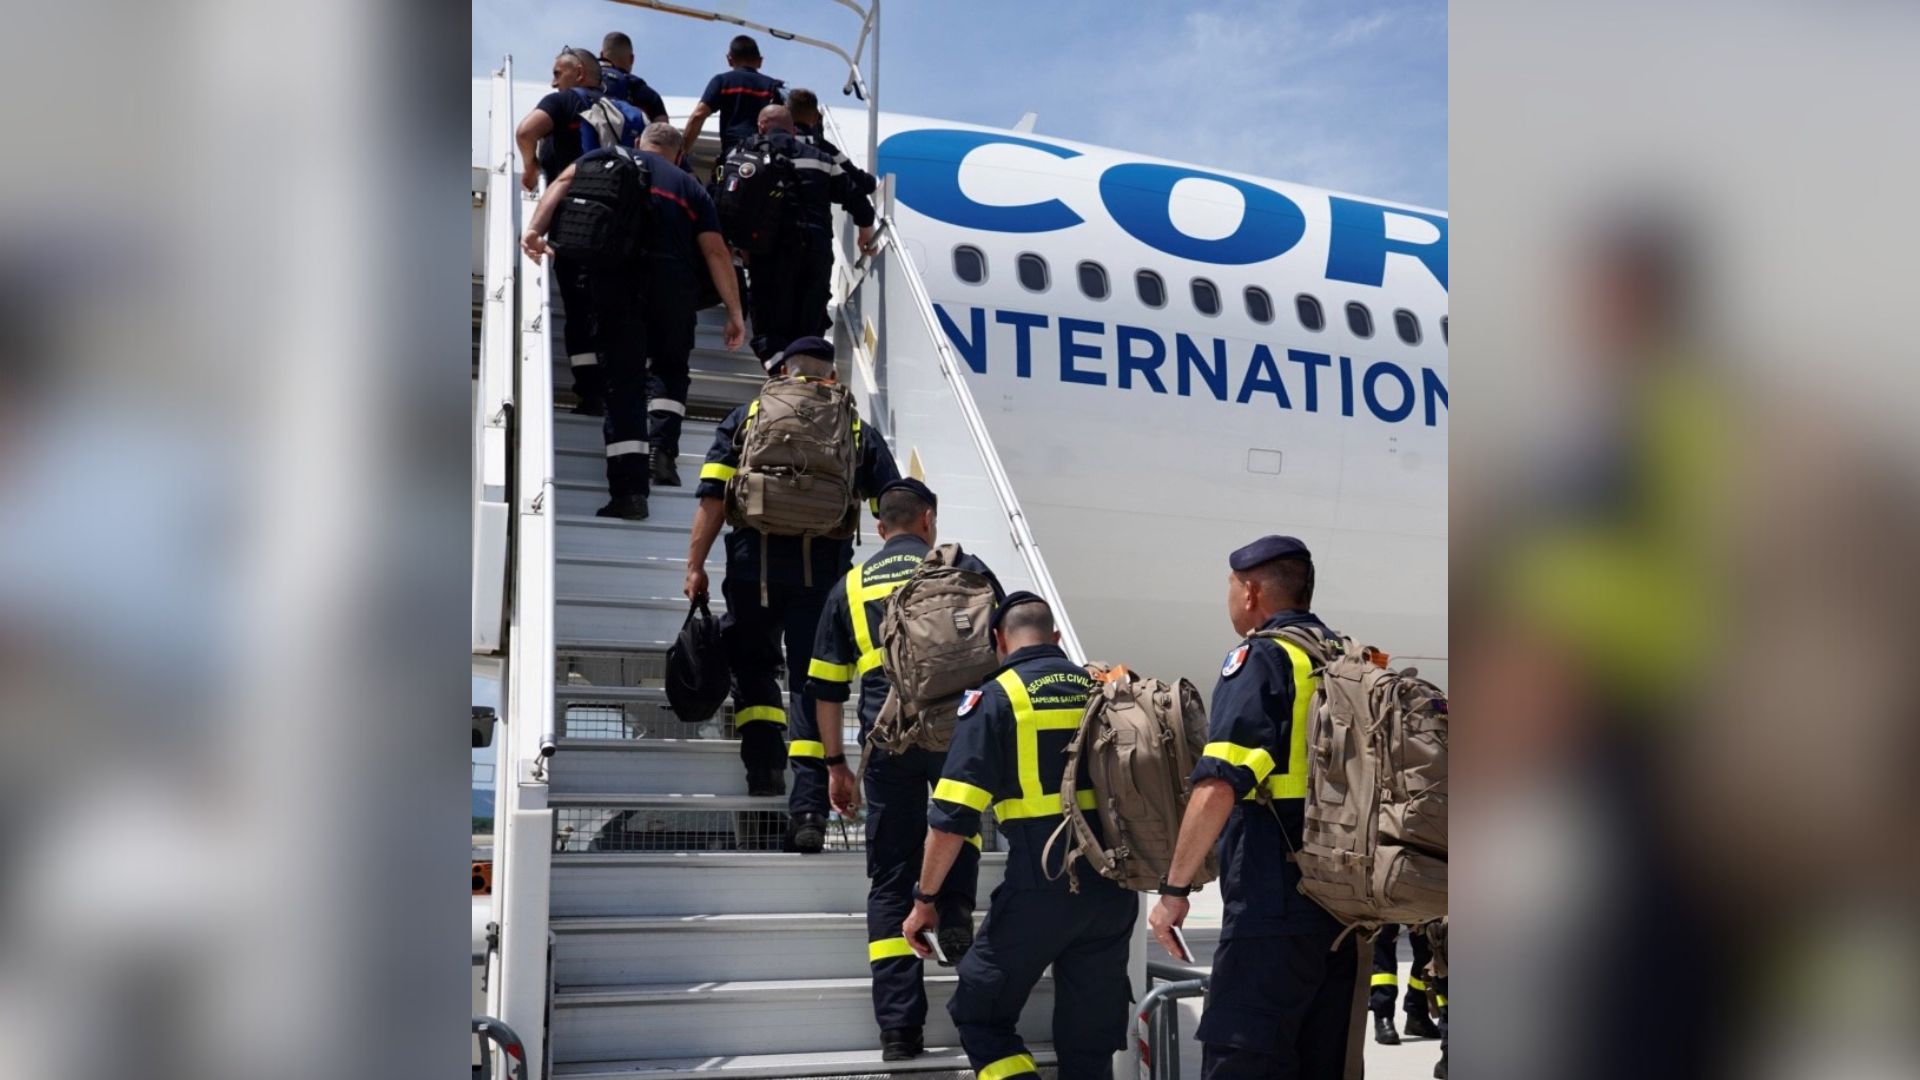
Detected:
[{"left": 950, "top": 245, "right": 1448, "bottom": 347}]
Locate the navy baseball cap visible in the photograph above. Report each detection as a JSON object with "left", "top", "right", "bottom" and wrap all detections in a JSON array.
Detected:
[
  {"left": 990, "top": 590, "right": 1049, "bottom": 635},
  {"left": 1228, "top": 535, "right": 1312, "bottom": 571},
  {"left": 877, "top": 477, "right": 938, "bottom": 512}
]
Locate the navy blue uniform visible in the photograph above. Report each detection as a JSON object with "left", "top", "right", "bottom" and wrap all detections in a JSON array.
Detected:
[
  {"left": 1371, "top": 924, "right": 1437, "bottom": 1024},
  {"left": 807, "top": 535, "right": 1002, "bottom": 1034},
  {"left": 599, "top": 61, "right": 668, "bottom": 122},
  {"left": 1189, "top": 609, "right": 1356, "bottom": 1080},
  {"left": 744, "top": 130, "right": 877, "bottom": 361},
  {"left": 538, "top": 87, "right": 613, "bottom": 402},
  {"left": 567, "top": 148, "right": 723, "bottom": 498},
  {"left": 695, "top": 397, "right": 898, "bottom": 821},
  {"left": 700, "top": 68, "right": 785, "bottom": 156},
  {"left": 930, "top": 645, "right": 1138, "bottom": 1080}
]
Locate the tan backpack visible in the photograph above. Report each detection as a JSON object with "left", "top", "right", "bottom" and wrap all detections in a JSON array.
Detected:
[
  {"left": 867, "top": 544, "right": 998, "bottom": 754},
  {"left": 724, "top": 377, "right": 860, "bottom": 595},
  {"left": 1263, "top": 627, "right": 1448, "bottom": 932},
  {"left": 1044, "top": 665, "right": 1219, "bottom": 892}
]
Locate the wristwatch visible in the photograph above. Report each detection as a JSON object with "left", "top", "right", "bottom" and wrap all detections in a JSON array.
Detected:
[
  {"left": 912, "top": 882, "right": 941, "bottom": 904},
  {"left": 1157, "top": 878, "right": 1193, "bottom": 898},
  {"left": 823, "top": 754, "right": 847, "bottom": 767}
]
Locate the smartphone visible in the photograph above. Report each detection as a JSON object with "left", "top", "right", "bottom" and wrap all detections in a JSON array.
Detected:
[
  {"left": 920, "top": 931, "right": 951, "bottom": 965},
  {"left": 1169, "top": 926, "right": 1194, "bottom": 964}
]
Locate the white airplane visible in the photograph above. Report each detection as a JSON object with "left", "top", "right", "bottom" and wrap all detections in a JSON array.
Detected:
[{"left": 475, "top": 83, "right": 1447, "bottom": 692}]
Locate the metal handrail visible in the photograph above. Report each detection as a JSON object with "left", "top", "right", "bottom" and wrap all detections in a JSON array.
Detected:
[
  {"left": 473, "top": 62, "right": 517, "bottom": 653},
  {"left": 1140, "top": 959, "right": 1211, "bottom": 1080},
  {"left": 473, "top": 1016, "right": 529, "bottom": 1080}
]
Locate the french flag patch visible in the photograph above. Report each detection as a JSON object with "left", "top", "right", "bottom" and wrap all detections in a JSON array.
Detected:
[
  {"left": 957, "top": 689, "right": 984, "bottom": 717},
  {"left": 1221, "top": 644, "right": 1250, "bottom": 678}
]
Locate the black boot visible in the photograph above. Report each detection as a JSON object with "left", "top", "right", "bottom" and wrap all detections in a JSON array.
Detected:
[
  {"left": 879, "top": 1027, "right": 923, "bottom": 1062},
  {"left": 1404, "top": 1010, "right": 1442, "bottom": 1039},
  {"left": 936, "top": 908, "right": 974, "bottom": 967},
  {"left": 1434, "top": 1048, "right": 1447, "bottom": 1079},
  {"left": 787, "top": 811, "right": 826, "bottom": 854},
  {"left": 651, "top": 451, "right": 681, "bottom": 487},
  {"left": 745, "top": 767, "right": 785, "bottom": 797},
  {"left": 595, "top": 494, "right": 649, "bottom": 520},
  {"left": 1374, "top": 1015, "right": 1401, "bottom": 1046}
]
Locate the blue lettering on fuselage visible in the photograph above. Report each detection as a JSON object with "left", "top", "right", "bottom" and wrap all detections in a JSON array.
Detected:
[
  {"left": 878, "top": 129, "right": 1447, "bottom": 291},
  {"left": 934, "top": 303, "right": 1448, "bottom": 427}
]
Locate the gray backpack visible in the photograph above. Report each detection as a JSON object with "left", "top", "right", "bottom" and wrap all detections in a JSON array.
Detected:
[
  {"left": 1263, "top": 627, "right": 1448, "bottom": 932},
  {"left": 867, "top": 544, "right": 999, "bottom": 754},
  {"left": 1046, "top": 665, "right": 1219, "bottom": 892},
  {"left": 724, "top": 377, "right": 860, "bottom": 593}
]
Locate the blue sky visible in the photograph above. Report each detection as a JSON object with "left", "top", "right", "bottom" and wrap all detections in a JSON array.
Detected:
[{"left": 472, "top": 0, "right": 1447, "bottom": 208}]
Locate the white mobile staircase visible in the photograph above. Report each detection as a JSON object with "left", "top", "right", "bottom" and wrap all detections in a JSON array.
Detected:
[{"left": 476, "top": 53, "right": 1130, "bottom": 1078}]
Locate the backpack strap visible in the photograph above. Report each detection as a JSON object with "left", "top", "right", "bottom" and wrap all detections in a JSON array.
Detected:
[{"left": 1043, "top": 675, "right": 1121, "bottom": 893}]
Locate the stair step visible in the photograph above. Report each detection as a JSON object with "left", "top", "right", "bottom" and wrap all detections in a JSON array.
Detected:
[
  {"left": 557, "top": 514, "right": 699, "bottom": 562},
  {"left": 552, "top": 974, "right": 1055, "bottom": 1063},
  {"left": 554, "top": 911, "right": 902, "bottom": 986},
  {"left": 554, "top": 1045, "right": 1059, "bottom": 1079},
  {"left": 551, "top": 738, "right": 861, "bottom": 797},
  {"left": 557, "top": 553, "right": 719, "bottom": 604},
  {"left": 551, "top": 851, "right": 1009, "bottom": 918},
  {"left": 553, "top": 478, "right": 702, "bottom": 521},
  {"left": 557, "top": 594, "right": 697, "bottom": 651}
]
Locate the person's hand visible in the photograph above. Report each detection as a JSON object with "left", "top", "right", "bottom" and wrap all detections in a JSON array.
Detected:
[
  {"left": 857, "top": 224, "right": 877, "bottom": 257},
  {"left": 902, "top": 900, "right": 937, "bottom": 958},
  {"left": 684, "top": 565, "right": 709, "bottom": 601},
  {"left": 828, "top": 763, "right": 859, "bottom": 816},
  {"left": 722, "top": 310, "right": 746, "bottom": 351},
  {"left": 521, "top": 230, "right": 549, "bottom": 262},
  {"left": 521, "top": 162, "right": 540, "bottom": 193},
  {"left": 1148, "top": 895, "right": 1191, "bottom": 960}
]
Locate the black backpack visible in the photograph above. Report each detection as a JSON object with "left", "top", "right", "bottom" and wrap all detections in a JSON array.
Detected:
[
  {"left": 549, "top": 147, "right": 651, "bottom": 266},
  {"left": 713, "top": 136, "right": 794, "bottom": 254},
  {"left": 665, "top": 597, "right": 730, "bottom": 723}
]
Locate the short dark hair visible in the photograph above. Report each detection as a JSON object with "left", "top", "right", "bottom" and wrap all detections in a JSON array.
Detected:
[
  {"left": 728, "top": 34, "right": 761, "bottom": 61},
  {"left": 787, "top": 87, "right": 819, "bottom": 118},
  {"left": 601, "top": 31, "right": 632, "bottom": 56},
  {"left": 877, "top": 488, "right": 932, "bottom": 530},
  {"left": 1000, "top": 598, "right": 1056, "bottom": 641},
  {"left": 1243, "top": 557, "right": 1314, "bottom": 609}
]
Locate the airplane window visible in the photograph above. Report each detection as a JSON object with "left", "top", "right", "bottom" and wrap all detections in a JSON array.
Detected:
[
  {"left": 1017, "top": 253, "right": 1050, "bottom": 292},
  {"left": 1394, "top": 308, "right": 1422, "bottom": 345},
  {"left": 1078, "top": 261, "right": 1109, "bottom": 300},
  {"left": 953, "top": 245, "right": 986, "bottom": 285},
  {"left": 1441, "top": 315, "right": 1449, "bottom": 343},
  {"left": 1346, "top": 302, "right": 1374, "bottom": 339},
  {"left": 1136, "top": 270, "right": 1166, "bottom": 308},
  {"left": 1245, "top": 287, "right": 1274, "bottom": 324},
  {"left": 1295, "top": 293, "right": 1324, "bottom": 331},
  {"left": 1191, "top": 278, "right": 1221, "bottom": 316}
]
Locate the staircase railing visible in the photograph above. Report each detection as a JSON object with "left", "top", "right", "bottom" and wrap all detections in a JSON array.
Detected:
[
  {"left": 823, "top": 117, "right": 1087, "bottom": 663},
  {"left": 473, "top": 65, "right": 516, "bottom": 652},
  {"left": 481, "top": 57, "right": 558, "bottom": 1080}
]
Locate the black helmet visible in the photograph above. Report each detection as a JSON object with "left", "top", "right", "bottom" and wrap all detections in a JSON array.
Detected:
[{"left": 665, "top": 596, "right": 730, "bottom": 722}]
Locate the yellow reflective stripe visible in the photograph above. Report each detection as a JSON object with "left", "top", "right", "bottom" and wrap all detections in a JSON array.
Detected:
[
  {"left": 699, "top": 462, "right": 737, "bottom": 482},
  {"left": 856, "top": 648, "right": 886, "bottom": 676},
  {"left": 788, "top": 740, "right": 825, "bottom": 759},
  {"left": 1407, "top": 977, "right": 1428, "bottom": 992},
  {"left": 995, "top": 787, "right": 1097, "bottom": 821},
  {"left": 932, "top": 779, "right": 992, "bottom": 811},
  {"left": 846, "top": 560, "right": 913, "bottom": 668},
  {"left": 747, "top": 398, "right": 759, "bottom": 420},
  {"left": 1435, "top": 993, "right": 1447, "bottom": 1008},
  {"left": 1237, "top": 638, "right": 1316, "bottom": 802},
  {"left": 808, "top": 658, "right": 854, "bottom": 683},
  {"left": 979, "top": 1053, "right": 1038, "bottom": 1080},
  {"left": 968, "top": 833, "right": 983, "bottom": 849},
  {"left": 868, "top": 937, "right": 917, "bottom": 963},
  {"left": 852, "top": 415, "right": 862, "bottom": 452},
  {"left": 1372, "top": 973, "right": 1399, "bottom": 987},
  {"left": 735, "top": 705, "right": 787, "bottom": 726},
  {"left": 1202, "top": 741, "right": 1276, "bottom": 782}
]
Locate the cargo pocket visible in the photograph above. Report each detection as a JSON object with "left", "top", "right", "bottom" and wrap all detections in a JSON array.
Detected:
[{"left": 1374, "top": 845, "right": 1447, "bottom": 922}]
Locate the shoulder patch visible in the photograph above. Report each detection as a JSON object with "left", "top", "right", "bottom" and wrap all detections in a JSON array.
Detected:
[
  {"left": 956, "top": 689, "right": 984, "bottom": 717},
  {"left": 1221, "top": 644, "right": 1251, "bottom": 678}
]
